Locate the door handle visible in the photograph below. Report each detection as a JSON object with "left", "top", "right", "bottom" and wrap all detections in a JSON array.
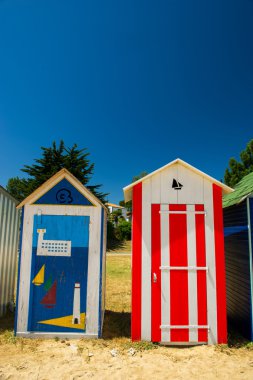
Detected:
[{"left": 153, "top": 273, "right": 157, "bottom": 283}]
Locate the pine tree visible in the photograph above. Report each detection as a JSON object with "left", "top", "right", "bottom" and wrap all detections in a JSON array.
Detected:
[
  {"left": 6, "top": 141, "right": 108, "bottom": 202},
  {"left": 224, "top": 140, "right": 253, "bottom": 187}
]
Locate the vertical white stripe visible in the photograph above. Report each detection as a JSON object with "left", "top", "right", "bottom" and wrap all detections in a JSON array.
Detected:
[
  {"left": 147, "top": 174, "right": 161, "bottom": 341},
  {"left": 187, "top": 205, "right": 198, "bottom": 342},
  {"left": 161, "top": 204, "right": 170, "bottom": 342},
  {"left": 204, "top": 180, "right": 218, "bottom": 344},
  {"left": 17, "top": 205, "right": 33, "bottom": 332},
  {"left": 85, "top": 206, "right": 100, "bottom": 336},
  {"left": 151, "top": 174, "right": 161, "bottom": 204},
  {"left": 141, "top": 179, "right": 151, "bottom": 340}
]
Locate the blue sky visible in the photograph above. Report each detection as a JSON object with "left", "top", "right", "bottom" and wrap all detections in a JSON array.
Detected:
[{"left": 0, "top": 0, "right": 252, "bottom": 203}]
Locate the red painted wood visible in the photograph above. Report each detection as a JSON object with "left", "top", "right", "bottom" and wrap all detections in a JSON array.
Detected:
[
  {"left": 195, "top": 204, "right": 208, "bottom": 342},
  {"left": 169, "top": 204, "right": 189, "bottom": 342},
  {"left": 131, "top": 183, "right": 142, "bottom": 341},
  {"left": 40, "top": 281, "right": 57, "bottom": 308},
  {"left": 213, "top": 184, "right": 227, "bottom": 344},
  {"left": 151, "top": 204, "right": 161, "bottom": 342}
]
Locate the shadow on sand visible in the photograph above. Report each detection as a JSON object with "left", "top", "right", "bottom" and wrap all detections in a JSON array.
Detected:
[
  {"left": 0, "top": 310, "right": 131, "bottom": 340},
  {"left": 0, "top": 312, "right": 14, "bottom": 333},
  {"left": 102, "top": 310, "right": 131, "bottom": 339}
]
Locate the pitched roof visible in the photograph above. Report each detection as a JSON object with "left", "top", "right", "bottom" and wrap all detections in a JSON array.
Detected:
[
  {"left": 105, "top": 202, "right": 124, "bottom": 209},
  {"left": 223, "top": 171, "right": 253, "bottom": 208},
  {"left": 17, "top": 168, "right": 107, "bottom": 210},
  {"left": 124, "top": 158, "right": 233, "bottom": 202}
]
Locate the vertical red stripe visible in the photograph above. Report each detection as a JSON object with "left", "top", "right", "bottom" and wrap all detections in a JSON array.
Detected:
[
  {"left": 131, "top": 183, "right": 142, "bottom": 341},
  {"left": 170, "top": 204, "right": 189, "bottom": 342},
  {"left": 151, "top": 204, "right": 161, "bottom": 342},
  {"left": 213, "top": 184, "right": 227, "bottom": 344},
  {"left": 195, "top": 204, "right": 208, "bottom": 342}
]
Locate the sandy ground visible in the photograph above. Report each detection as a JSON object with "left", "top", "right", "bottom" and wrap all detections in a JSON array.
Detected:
[
  {"left": 0, "top": 338, "right": 253, "bottom": 380},
  {"left": 1, "top": 253, "right": 253, "bottom": 379}
]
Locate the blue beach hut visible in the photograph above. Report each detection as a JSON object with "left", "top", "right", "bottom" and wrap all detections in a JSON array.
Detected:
[{"left": 15, "top": 169, "right": 107, "bottom": 338}]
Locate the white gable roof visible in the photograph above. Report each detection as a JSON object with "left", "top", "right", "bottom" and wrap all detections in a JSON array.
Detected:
[{"left": 123, "top": 158, "right": 233, "bottom": 202}]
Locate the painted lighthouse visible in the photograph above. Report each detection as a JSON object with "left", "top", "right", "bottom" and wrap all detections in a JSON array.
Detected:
[
  {"left": 72, "top": 282, "right": 81, "bottom": 325},
  {"left": 72, "top": 283, "right": 81, "bottom": 324}
]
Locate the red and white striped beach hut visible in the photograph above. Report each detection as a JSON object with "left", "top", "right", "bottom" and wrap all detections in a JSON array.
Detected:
[{"left": 124, "top": 159, "right": 233, "bottom": 345}]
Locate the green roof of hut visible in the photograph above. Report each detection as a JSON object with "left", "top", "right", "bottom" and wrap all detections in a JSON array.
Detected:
[{"left": 223, "top": 171, "right": 253, "bottom": 208}]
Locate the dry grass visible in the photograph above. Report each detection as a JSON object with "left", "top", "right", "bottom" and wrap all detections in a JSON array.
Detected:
[
  {"left": 105, "top": 254, "right": 131, "bottom": 313},
  {"left": 106, "top": 239, "right": 132, "bottom": 253}
]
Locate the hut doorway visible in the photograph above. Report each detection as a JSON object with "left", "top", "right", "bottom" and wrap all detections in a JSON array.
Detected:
[
  {"left": 28, "top": 214, "right": 90, "bottom": 333},
  {"left": 151, "top": 204, "right": 208, "bottom": 344}
]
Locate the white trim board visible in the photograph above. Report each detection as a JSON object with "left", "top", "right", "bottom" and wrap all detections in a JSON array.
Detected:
[{"left": 16, "top": 332, "right": 98, "bottom": 339}]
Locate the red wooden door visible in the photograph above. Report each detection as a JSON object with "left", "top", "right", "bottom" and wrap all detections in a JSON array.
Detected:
[{"left": 151, "top": 204, "right": 208, "bottom": 344}]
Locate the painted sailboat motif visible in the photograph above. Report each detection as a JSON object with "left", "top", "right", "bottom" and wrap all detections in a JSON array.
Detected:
[
  {"left": 172, "top": 178, "right": 183, "bottom": 190},
  {"left": 38, "top": 313, "right": 86, "bottom": 330},
  {"left": 38, "top": 283, "right": 84, "bottom": 329},
  {"left": 44, "top": 274, "right": 53, "bottom": 291},
  {"left": 40, "top": 280, "right": 57, "bottom": 308},
  {"left": 32, "top": 264, "right": 45, "bottom": 286}
]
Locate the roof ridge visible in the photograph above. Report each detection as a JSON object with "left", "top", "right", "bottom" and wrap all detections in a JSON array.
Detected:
[
  {"left": 16, "top": 168, "right": 107, "bottom": 210},
  {"left": 124, "top": 158, "right": 233, "bottom": 202}
]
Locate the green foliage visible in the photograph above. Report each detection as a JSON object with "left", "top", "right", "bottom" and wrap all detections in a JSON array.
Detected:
[
  {"left": 119, "top": 200, "right": 132, "bottom": 212},
  {"left": 5, "top": 177, "right": 28, "bottom": 201},
  {"left": 108, "top": 210, "right": 123, "bottom": 226},
  {"left": 107, "top": 219, "right": 131, "bottom": 242},
  {"left": 115, "top": 220, "right": 131, "bottom": 240},
  {"left": 132, "top": 171, "right": 148, "bottom": 183},
  {"left": 225, "top": 140, "right": 253, "bottom": 187},
  {"left": 107, "top": 220, "right": 116, "bottom": 241},
  {"left": 112, "top": 209, "right": 122, "bottom": 217},
  {"left": 6, "top": 141, "right": 108, "bottom": 202}
]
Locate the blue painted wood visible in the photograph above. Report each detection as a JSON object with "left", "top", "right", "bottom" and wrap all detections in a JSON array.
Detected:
[
  {"left": 14, "top": 207, "right": 24, "bottom": 335},
  {"left": 34, "top": 179, "right": 93, "bottom": 206},
  {"left": 224, "top": 226, "right": 248, "bottom": 237},
  {"left": 28, "top": 215, "right": 90, "bottom": 333},
  {"left": 224, "top": 200, "right": 252, "bottom": 340},
  {"left": 98, "top": 208, "right": 104, "bottom": 337}
]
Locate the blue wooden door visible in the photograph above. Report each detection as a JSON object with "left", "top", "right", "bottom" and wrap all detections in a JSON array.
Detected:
[{"left": 28, "top": 215, "right": 89, "bottom": 333}]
